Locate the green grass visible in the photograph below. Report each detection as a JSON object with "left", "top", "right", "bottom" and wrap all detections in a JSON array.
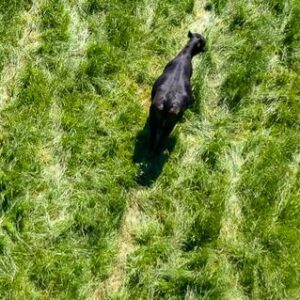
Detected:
[{"left": 0, "top": 0, "right": 299, "bottom": 299}]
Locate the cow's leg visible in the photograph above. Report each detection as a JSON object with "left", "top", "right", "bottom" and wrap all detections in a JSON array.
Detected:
[
  {"left": 149, "top": 121, "right": 158, "bottom": 151},
  {"left": 157, "top": 112, "right": 179, "bottom": 150},
  {"left": 149, "top": 104, "right": 163, "bottom": 151}
]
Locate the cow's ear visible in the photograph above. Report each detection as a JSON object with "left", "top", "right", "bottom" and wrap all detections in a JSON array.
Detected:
[{"left": 188, "top": 31, "right": 193, "bottom": 38}]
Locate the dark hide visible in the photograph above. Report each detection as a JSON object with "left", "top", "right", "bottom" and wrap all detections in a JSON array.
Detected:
[{"left": 149, "top": 31, "right": 206, "bottom": 151}]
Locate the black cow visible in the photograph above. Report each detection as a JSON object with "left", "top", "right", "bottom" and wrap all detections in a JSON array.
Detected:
[{"left": 149, "top": 31, "right": 206, "bottom": 151}]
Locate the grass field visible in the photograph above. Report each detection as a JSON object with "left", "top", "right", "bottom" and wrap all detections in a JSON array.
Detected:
[{"left": 0, "top": 0, "right": 300, "bottom": 299}]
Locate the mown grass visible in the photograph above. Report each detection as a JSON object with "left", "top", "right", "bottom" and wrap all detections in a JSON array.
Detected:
[{"left": 0, "top": 0, "right": 299, "bottom": 299}]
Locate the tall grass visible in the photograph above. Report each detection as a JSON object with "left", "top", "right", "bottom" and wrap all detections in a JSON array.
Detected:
[{"left": 0, "top": 0, "right": 299, "bottom": 299}]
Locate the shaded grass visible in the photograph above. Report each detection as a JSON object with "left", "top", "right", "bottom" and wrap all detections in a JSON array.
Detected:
[{"left": 133, "top": 118, "right": 177, "bottom": 186}]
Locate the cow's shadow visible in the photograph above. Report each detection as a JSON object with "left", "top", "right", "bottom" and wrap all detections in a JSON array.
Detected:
[{"left": 133, "top": 118, "right": 176, "bottom": 186}]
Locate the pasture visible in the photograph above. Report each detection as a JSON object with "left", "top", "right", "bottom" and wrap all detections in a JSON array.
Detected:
[{"left": 0, "top": 0, "right": 299, "bottom": 299}]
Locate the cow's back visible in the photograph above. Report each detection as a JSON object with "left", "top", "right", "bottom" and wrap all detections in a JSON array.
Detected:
[{"left": 151, "top": 56, "right": 192, "bottom": 110}]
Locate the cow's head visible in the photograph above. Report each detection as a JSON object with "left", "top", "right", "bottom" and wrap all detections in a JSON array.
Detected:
[{"left": 188, "top": 31, "right": 206, "bottom": 55}]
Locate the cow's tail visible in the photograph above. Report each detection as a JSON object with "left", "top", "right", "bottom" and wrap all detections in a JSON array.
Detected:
[{"left": 166, "top": 94, "right": 181, "bottom": 115}]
